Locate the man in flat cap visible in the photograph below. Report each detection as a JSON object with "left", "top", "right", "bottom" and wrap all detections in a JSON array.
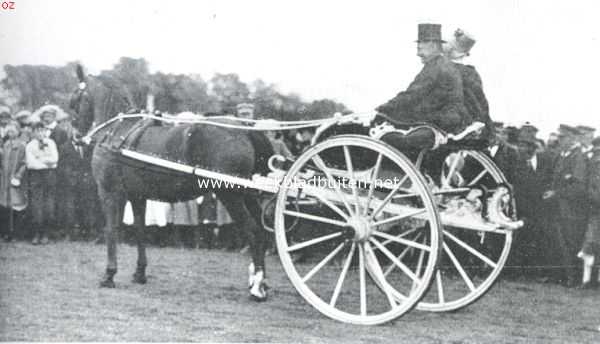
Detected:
[
  {"left": 486, "top": 122, "right": 520, "bottom": 183},
  {"left": 376, "top": 23, "right": 470, "bottom": 155},
  {"left": 444, "top": 28, "right": 493, "bottom": 144},
  {"left": 542, "top": 124, "right": 588, "bottom": 286},
  {"left": 511, "top": 131, "right": 552, "bottom": 277}
]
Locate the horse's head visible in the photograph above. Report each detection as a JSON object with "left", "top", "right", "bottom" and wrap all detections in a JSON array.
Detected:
[
  {"left": 69, "top": 64, "right": 96, "bottom": 138},
  {"left": 69, "top": 84, "right": 95, "bottom": 138}
]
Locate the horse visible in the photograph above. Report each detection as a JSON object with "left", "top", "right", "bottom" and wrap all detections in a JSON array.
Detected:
[{"left": 70, "top": 90, "right": 273, "bottom": 301}]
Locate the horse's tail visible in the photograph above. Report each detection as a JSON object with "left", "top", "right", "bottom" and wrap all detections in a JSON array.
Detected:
[{"left": 247, "top": 132, "right": 275, "bottom": 176}]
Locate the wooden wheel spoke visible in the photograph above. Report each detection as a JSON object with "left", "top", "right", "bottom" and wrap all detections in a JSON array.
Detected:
[
  {"left": 383, "top": 232, "right": 422, "bottom": 277},
  {"left": 392, "top": 193, "right": 420, "bottom": 200},
  {"left": 364, "top": 242, "right": 399, "bottom": 308},
  {"left": 436, "top": 270, "right": 445, "bottom": 304},
  {"left": 287, "top": 231, "right": 344, "bottom": 252},
  {"left": 306, "top": 192, "right": 350, "bottom": 221},
  {"left": 312, "top": 154, "right": 356, "bottom": 217},
  {"left": 283, "top": 210, "right": 348, "bottom": 228},
  {"left": 358, "top": 244, "right": 367, "bottom": 316},
  {"left": 343, "top": 146, "right": 361, "bottom": 214},
  {"left": 443, "top": 230, "right": 498, "bottom": 268},
  {"left": 467, "top": 169, "right": 489, "bottom": 186},
  {"left": 412, "top": 244, "right": 425, "bottom": 293},
  {"left": 370, "top": 238, "right": 419, "bottom": 284},
  {"left": 373, "top": 231, "right": 431, "bottom": 252},
  {"left": 372, "top": 208, "right": 427, "bottom": 227},
  {"left": 373, "top": 227, "right": 420, "bottom": 252},
  {"left": 363, "top": 153, "right": 383, "bottom": 216},
  {"left": 370, "top": 175, "right": 410, "bottom": 220},
  {"left": 330, "top": 243, "right": 356, "bottom": 307},
  {"left": 443, "top": 151, "right": 464, "bottom": 187},
  {"left": 443, "top": 242, "right": 476, "bottom": 292},
  {"left": 302, "top": 242, "right": 347, "bottom": 282}
]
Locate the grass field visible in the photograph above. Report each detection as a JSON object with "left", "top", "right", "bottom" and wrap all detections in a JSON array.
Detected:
[{"left": 1, "top": 241, "right": 599, "bottom": 343}]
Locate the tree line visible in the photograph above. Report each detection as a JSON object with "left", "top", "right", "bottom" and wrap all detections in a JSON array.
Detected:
[{"left": 1, "top": 57, "right": 350, "bottom": 123}]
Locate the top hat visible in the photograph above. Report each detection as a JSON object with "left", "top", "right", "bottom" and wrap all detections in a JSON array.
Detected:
[{"left": 417, "top": 23, "right": 445, "bottom": 43}]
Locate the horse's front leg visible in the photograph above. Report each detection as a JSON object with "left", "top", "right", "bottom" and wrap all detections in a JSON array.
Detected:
[
  {"left": 98, "top": 188, "right": 125, "bottom": 288},
  {"left": 219, "top": 193, "right": 269, "bottom": 301},
  {"left": 130, "top": 198, "right": 148, "bottom": 284}
]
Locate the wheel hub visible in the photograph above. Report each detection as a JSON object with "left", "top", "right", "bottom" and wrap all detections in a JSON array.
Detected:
[{"left": 347, "top": 216, "right": 373, "bottom": 242}]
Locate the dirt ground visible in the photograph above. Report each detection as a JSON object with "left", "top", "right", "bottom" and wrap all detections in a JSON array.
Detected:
[{"left": 0, "top": 241, "right": 599, "bottom": 343}]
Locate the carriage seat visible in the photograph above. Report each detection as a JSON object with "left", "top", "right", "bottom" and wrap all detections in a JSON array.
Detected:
[{"left": 373, "top": 114, "right": 488, "bottom": 155}]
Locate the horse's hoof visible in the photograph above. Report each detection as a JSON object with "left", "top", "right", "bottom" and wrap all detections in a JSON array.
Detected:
[
  {"left": 249, "top": 292, "right": 268, "bottom": 302},
  {"left": 99, "top": 279, "right": 116, "bottom": 288},
  {"left": 132, "top": 272, "right": 147, "bottom": 284}
]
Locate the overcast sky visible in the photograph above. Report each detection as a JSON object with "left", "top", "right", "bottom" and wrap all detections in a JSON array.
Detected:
[{"left": 1, "top": 0, "right": 599, "bottom": 136}]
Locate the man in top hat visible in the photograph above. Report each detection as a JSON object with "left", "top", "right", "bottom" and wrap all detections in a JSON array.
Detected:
[
  {"left": 577, "top": 136, "right": 600, "bottom": 288},
  {"left": 376, "top": 23, "right": 470, "bottom": 155},
  {"left": 542, "top": 124, "right": 588, "bottom": 286},
  {"left": 444, "top": 28, "right": 493, "bottom": 144},
  {"left": 236, "top": 103, "right": 255, "bottom": 120}
]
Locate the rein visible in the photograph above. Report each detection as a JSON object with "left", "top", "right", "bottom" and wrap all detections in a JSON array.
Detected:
[{"left": 82, "top": 113, "right": 357, "bottom": 143}]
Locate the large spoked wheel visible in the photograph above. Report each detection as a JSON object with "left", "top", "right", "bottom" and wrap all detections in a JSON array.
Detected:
[
  {"left": 416, "top": 149, "right": 515, "bottom": 312},
  {"left": 274, "top": 135, "right": 442, "bottom": 325}
]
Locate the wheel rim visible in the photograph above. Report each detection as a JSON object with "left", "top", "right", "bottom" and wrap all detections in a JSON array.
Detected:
[
  {"left": 416, "top": 150, "right": 514, "bottom": 312},
  {"left": 275, "top": 136, "right": 441, "bottom": 325}
]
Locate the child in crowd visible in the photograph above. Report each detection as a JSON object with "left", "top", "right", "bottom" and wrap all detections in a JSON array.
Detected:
[
  {"left": 26, "top": 122, "right": 58, "bottom": 245},
  {"left": 0, "top": 122, "right": 28, "bottom": 241}
]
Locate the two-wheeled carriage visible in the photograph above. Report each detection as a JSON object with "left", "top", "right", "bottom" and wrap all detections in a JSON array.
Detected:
[{"left": 86, "top": 111, "right": 523, "bottom": 325}]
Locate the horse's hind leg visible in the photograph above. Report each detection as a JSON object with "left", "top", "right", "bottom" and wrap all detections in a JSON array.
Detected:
[
  {"left": 130, "top": 198, "right": 148, "bottom": 284},
  {"left": 218, "top": 192, "right": 268, "bottom": 301},
  {"left": 98, "top": 187, "right": 126, "bottom": 288}
]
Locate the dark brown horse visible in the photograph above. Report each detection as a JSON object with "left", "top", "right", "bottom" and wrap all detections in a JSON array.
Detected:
[{"left": 70, "top": 88, "right": 273, "bottom": 300}]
